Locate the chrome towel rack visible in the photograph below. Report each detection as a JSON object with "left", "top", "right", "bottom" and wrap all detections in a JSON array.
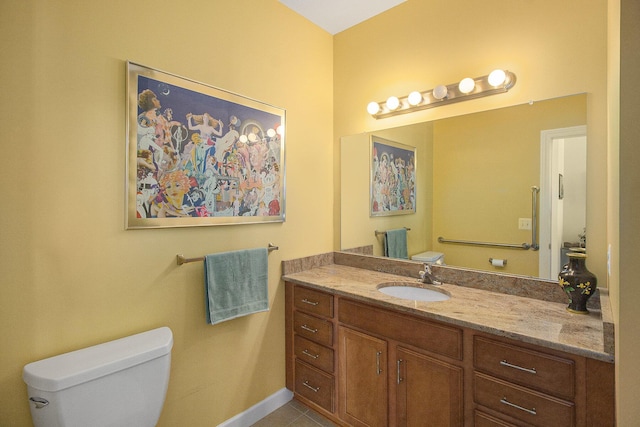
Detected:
[
  {"left": 438, "top": 185, "right": 541, "bottom": 251},
  {"left": 176, "top": 243, "right": 279, "bottom": 266},
  {"left": 375, "top": 227, "right": 411, "bottom": 237},
  {"left": 438, "top": 237, "right": 530, "bottom": 250}
]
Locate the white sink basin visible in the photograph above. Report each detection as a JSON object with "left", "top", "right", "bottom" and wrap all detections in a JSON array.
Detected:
[{"left": 377, "top": 282, "right": 450, "bottom": 302}]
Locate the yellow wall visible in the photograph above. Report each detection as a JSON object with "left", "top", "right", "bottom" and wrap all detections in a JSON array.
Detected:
[
  {"left": 333, "top": 0, "right": 608, "bottom": 284},
  {"left": 432, "top": 95, "right": 586, "bottom": 276},
  {"left": 616, "top": 0, "right": 640, "bottom": 423},
  {"left": 4, "top": 0, "right": 639, "bottom": 425},
  {"left": 0, "top": 1, "right": 333, "bottom": 425}
]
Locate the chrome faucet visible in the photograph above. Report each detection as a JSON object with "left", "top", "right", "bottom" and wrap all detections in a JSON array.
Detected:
[{"left": 419, "top": 263, "right": 442, "bottom": 285}]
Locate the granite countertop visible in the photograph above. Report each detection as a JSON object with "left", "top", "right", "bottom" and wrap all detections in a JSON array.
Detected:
[{"left": 282, "top": 253, "right": 614, "bottom": 363}]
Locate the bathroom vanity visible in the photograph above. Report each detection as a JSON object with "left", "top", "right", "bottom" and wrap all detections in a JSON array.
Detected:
[{"left": 283, "top": 252, "right": 615, "bottom": 427}]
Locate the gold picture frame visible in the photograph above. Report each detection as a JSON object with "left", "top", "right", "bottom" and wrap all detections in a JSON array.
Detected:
[{"left": 126, "top": 62, "right": 286, "bottom": 228}]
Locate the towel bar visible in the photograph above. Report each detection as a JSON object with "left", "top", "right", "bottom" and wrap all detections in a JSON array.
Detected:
[
  {"left": 375, "top": 227, "right": 411, "bottom": 237},
  {"left": 176, "top": 243, "right": 278, "bottom": 265},
  {"left": 438, "top": 237, "right": 530, "bottom": 250}
]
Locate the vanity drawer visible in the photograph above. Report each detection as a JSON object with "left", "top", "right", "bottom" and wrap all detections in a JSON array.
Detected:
[
  {"left": 295, "top": 360, "right": 335, "bottom": 412},
  {"left": 294, "top": 286, "right": 334, "bottom": 318},
  {"left": 295, "top": 335, "right": 335, "bottom": 373},
  {"left": 338, "top": 298, "right": 462, "bottom": 360},
  {"left": 294, "top": 311, "right": 333, "bottom": 347},
  {"left": 474, "top": 336, "right": 575, "bottom": 400},
  {"left": 474, "top": 410, "right": 518, "bottom": 427},
  {"left": 474, "top": 372, "right": 575, "bottom": 427}
]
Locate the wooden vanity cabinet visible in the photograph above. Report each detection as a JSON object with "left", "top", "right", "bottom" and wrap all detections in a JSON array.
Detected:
[
  {"left": 285, "top": 282, "right": 614, "bottom": 426},
  {"left": 285, "top": 283, "right": 339, "bottom": 418},
  {"left": 338, "top": 326, "right": 388, "bottom": 426},
  {"left": 286, "top": 283, "right": 464, "bottom": 426},
  {"left": 338, "top": 298, "right": 464, "bottom": 427},
  {"left": 470, "top": 333, "right": 615, "bottom": 427},
  {"left": 396, "top": 346, "right": 464, "bottom": 426}
]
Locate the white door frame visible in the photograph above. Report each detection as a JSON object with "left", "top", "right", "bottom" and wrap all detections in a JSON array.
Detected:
[{"left": 539, "top": 125, "right": 587, "bottom": 279}]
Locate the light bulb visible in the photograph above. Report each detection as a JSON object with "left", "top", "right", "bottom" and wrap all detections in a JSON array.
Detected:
[
  {"left": 367, "top": 101, "right": 381, "bottom": 115},
  {"left": 459, "top": 77, "right": 475, "bottom": 94},
  {"left": 408, "top": 91, "right": 423, "bottom": 106},
  {"left": 276, "top": 125, "right": 284, "bottom": 136},
  {"left": 239, "top": 134, "right": 248, "bottom": 143},
  {"left": 267, "top": 128, "right": 276, "bottom": 138},
  {"left": 488, "top": 69, "right": 507, "bottom": 87},
  {"left": 386, "top": 96, "right": 400, "bottom": 110},
  {"left": 433, "top": 84, "right": 448, "bottom": 100}
]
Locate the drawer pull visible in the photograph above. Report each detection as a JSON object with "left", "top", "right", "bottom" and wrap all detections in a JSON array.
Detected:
[
  {"left": 500, "top": 397, "right": 537, "bottom": 416},
  {"left": 500, "top": 359, "right": 537, "bottom": 374},
  {"left": 301, "top": 298, "right": 319, "bottom": 306},
  {"left": 397, "top": 359, "right": 404, "bottom": 384},
  {"left": 302, "top": 349, "right": 319, "bottom": 359},
  {"left": 376, "top": 351, "right": 383, "bottom": 375},
  {"left": 302, "top": 380, "right": 320, "bottom": 393},
  {"left": 300, "top": 324, "right": 318, "bottom": 333}
]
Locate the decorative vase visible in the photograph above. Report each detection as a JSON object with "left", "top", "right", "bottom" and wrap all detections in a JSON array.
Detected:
[{"left": 558, "top": 252, "right": 597, "bottom": 314}]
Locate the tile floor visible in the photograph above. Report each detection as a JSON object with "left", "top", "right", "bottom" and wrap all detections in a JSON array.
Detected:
[{"left": 250, "top": 399, "right": 338, "bottom": 427}]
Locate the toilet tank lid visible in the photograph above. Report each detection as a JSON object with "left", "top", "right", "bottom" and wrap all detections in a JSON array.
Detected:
[
  {"left": 23, "top": 327, "right": 173, "bottom": 392},
  {"left": 411, "top": 251, "right": 444, "bottom": 262}
]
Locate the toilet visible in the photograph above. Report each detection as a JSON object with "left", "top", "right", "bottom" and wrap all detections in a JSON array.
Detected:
[
  {"left": 23, "top": 326, "right": 173, "bottom": 427},
  {"left": 411, "top": 251, "right": 445, "bottom": 265}
]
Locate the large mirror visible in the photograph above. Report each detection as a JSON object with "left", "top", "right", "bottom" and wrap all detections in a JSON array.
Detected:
[{"left": 340, "top": 94, "right": 587, "bottom": 280}]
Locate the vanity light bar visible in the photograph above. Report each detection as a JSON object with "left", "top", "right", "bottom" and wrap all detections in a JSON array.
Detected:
[{"left": 367, "top": 70, "right": 517, "bottom": 119}]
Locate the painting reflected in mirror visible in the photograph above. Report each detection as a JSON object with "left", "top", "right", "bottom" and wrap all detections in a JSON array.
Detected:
[
  {"left": 370, "top": 135, "right": 416, "bottom": 217},
  {"left": 340, "top": 94, "right": 587, "bottom": 280}
]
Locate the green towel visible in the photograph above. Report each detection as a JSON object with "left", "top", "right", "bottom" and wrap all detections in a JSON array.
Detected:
[
  {"left": 384, "top": 228, "right": 408, "bottom": 259},
  {"left": 204, "top": 248, "right": 269, "bottom": 325}
]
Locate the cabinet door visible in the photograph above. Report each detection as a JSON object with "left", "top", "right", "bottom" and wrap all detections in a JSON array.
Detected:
[
  {"left": 396, "top": 347, "right": 463, "bottom": 427},
  {"left": 339, "top": 326, "right": 388, "bottom": 427}
]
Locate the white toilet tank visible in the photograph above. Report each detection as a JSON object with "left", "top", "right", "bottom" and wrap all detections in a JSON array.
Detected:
[
  {"left": 411, "top": 251, "right": 445, "bottom": 265},
  {"left": 23, "top": 327, "right": 173, "bottom": 427}
]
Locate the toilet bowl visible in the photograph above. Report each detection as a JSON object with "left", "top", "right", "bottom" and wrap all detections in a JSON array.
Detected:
[
  {"left": 411, "top": 251, "right": 445, "bottom": 265},
  {"left": 23, "top": 326, "right": 173, "bottom": 427}
]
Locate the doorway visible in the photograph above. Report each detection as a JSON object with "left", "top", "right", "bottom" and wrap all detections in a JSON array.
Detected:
[{"left": 539, "top": 126, "right": 587, "bottom": 279}]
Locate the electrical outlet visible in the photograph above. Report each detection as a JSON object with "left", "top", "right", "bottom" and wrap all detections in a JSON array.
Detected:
[{"left": 518, "top": 218, "right": 532, "bottom": 230}]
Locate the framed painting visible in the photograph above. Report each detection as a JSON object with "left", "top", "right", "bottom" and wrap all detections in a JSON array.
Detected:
[
  {"left": 370, "top": 135, "right": 416, "bottom": 216},
  {"left": 126, "top": 61, "right": 286, "bottom": 229}
]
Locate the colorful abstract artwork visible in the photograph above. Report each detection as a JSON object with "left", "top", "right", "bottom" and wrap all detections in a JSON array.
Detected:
[
  {"left": 126, "top": 62, "right": 285, "bottom": 228},
  {"left": 370, "top": 136, "right": 416, "bottom": 216}
]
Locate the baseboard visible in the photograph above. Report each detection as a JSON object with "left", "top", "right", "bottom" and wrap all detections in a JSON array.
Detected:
[{"left": 217, "top": 388, "right": 293, "bottom": 427}]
